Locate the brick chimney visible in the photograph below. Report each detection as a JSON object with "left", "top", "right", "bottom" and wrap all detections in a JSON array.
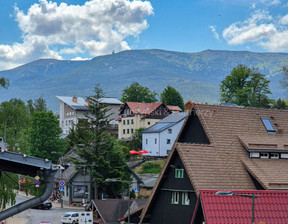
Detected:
[{"left": 72, "top": 96, "right": 77, "bottom": 103}]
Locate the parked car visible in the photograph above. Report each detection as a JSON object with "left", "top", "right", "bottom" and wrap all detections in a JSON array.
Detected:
[
  {"left": 32, "top": 200, "right": 52, "bottom": 210},
  {"left": 60, "top": 212, "right": 79, "bottom": 224}
]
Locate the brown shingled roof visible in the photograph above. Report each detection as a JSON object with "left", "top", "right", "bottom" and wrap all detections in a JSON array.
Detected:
[{"left": 140, "top": 102, "right": 288, "bottom": 223}]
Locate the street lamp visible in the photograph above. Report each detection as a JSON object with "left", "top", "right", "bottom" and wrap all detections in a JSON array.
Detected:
[
  {"left": 105, "top": 178, "right": 134, "bottom": 224},
  {"left": 215, "top": 191, "right": 261, "bottom": 224}
]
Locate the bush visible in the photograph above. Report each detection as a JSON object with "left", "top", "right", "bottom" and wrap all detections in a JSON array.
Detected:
[
  {"left": 142, "top": 162, "right": 160, "bottom": 169},
  {"left": 140, "top": 162, "right": 162, "bottom": 174}
]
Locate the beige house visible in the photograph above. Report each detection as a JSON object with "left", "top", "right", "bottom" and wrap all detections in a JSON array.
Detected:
[
  {"left": 56, "top": 96, "right": 122, "bottom": 136},
  {"left": 118, "top": 102, "right": 181, "bottom": 139}
]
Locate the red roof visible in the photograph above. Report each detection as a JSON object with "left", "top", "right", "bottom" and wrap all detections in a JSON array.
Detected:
[
  {"left": 166, "top": 105, "right": 182, "bottom": 111},
  {"left": 126, "top": 102, "right": 163, "bottom": 115},
  {"left": 199, "top": 189, "right": 288, "bottom": 224}
]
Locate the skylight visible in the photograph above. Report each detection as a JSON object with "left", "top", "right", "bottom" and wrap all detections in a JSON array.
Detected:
[
  {"left": 261, "top": 118, "right": 276, "bottom": 133},
  {"left": 146, "top": 107, "right": 150, "bottom": 111}
]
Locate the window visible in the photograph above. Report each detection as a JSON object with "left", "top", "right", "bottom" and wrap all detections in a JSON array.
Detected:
[
  {"left": 167, "top": 150, "right": 171, "bottom": 154},
  {"left": 131, "top": 129, "right": 134, "bottom": 133},
  {"left": 167, "top": 139, "right": 171, "bottom": 144},
  {"left": 171, "top": 192, "right": 180, "bottom": 204},
  {"left": 127, "top": 129, "right": 130, "bottom": 134},
  {"left": 123, "top": 120, "right": 126, "bottom": 125},
  {"left": 146, "top": 139, "right": 148, "bottom": 144},
  {"left": 271, "top": 153, "right": 279, "bottom": 159},
  {"left": 182, "top": 192, "right": 190, "bottom": 205},
  {"left": 127, "top": 120, "right": 130, "bottom": 125},
  {"left": 148, "top": 122, "right": 150, "bottom": 125},
  {"left": 155, "top": 138, "right": 157, "bottom": 144},
  {"left": 260, "top": 152, "right": 269, "bottom": 159},
  {"left": 261, "top": 118, "right": 276, "bottom": 133},
  {"left": 123, "top": 129, "right": 125, "bottom": 135},
  {"left": 131, "top": 119, "right": 134, "bottom": 125},
  {"left": 175, "top": 169, "right": 184, "bottom": 178},
  {"left": 168, "top": 129, "right": 172, "bottom": 134}
]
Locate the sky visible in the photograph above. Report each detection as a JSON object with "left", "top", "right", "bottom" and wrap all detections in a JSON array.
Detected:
[{"left": 0, "top": 0, "right": 288, "bottom": 71}]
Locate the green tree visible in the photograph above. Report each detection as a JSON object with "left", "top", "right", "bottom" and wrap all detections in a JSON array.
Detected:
[
  {"left": 272, "top": 98, "right": 287, "bottom": 109},
  {"left": 220, "top": 65, "right": 271, "bottom": 108},
  {"left": 27, "top": 95, "right": 48, "bottom": 115},
  {"left": 0, "top": 171, "right": 17, "bottom": 210},
  {"left": 71, "top": 85, "right": 129, "bottom": 198},
  {"left": 128, "top": 128, "right": 145, "bottom": 151},
  {"left": 0, "top": 99, "right": 30, "bottom": 150},
  {"left": 121, "top": 82, "right": 157, "bottom": 103},
  {"left": 28, "top": 111, "right": 66, "bottom": 163},
  {"left": 0, "top": 77, "right": 9, "bottom": 89},
  {"left": 160, "top": 85, "right": 185, "bottom": 111}
]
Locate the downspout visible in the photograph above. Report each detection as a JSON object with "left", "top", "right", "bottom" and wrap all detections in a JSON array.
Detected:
[{"left": 0, "top": 169, "right": 57, "bottom": 221}]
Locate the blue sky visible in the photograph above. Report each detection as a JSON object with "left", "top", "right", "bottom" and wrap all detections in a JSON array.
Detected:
[{"left": 0, "top": 0, "right": 288, "bottom": 70}]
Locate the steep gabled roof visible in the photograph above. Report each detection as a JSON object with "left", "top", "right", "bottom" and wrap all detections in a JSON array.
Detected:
[
  {"left": 140, "top": 103, "right": 288, "bottom": 223},
  {"left": 199, "top": 189, "right": 288, "bottom": 224},
  {"left": 88, "top": 199, "right": 132, "bottom": 224}
]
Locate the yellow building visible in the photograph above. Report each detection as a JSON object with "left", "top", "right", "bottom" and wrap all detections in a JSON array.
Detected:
[{"left": 118, "top": 102, "right": 181, "bottom": 139}]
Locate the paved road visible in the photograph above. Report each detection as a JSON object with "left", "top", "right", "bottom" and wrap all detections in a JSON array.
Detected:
[{"left": 6, "top": 195, "right": 85, "bottom": 224}]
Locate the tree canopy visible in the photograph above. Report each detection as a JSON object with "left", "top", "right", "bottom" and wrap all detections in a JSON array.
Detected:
[
  {"left": 28, "top": 111, "right": 66, "bottom": 163},
  {"left": 0, "top": 77, "right": 9, "bottom": 89},
  {"left": 220, "top": 64, "right": 271, "bottom": 108},
  {"left": 160, "top": 85, "right": 185, "bottom": 111},
  {"left": 121, "top": 82, "right": 157, "bottom": 103}
]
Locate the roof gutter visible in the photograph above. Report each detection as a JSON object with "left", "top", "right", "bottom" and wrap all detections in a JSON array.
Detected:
[{"left": 0, "top": 168, "right": 57, "bottom": 221}]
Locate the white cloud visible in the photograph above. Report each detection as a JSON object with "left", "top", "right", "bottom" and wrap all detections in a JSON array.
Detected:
[
  {"left": 209, "top": 25, "right": 220, "bottom": 40},
  {"left": 280, "top": 14, "right": 288, "bottom": 25},
  {"left": 222, "top": 10, "right": 288, "bottom": 51},
  {"left": 0, "top": 0, "right": 153, "bottom": 70}
]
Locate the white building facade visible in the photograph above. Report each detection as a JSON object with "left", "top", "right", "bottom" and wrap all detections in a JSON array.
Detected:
[
  {"left": 56, "top": 96, "right": 122, "bottom": 135},
  {"left": 142, "top": 112, "right": 187, "bottom": 157}
]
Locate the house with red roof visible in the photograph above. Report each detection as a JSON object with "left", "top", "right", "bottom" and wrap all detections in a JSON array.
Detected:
[
  {"left": 139, "top": 102, "right": 288, "bottom": 224},
  {"left": 118, "top": 102, "right": 181, "bottom": 139},
  {"left": 193, "top": 190, "right": 288, "bottom": 224}
]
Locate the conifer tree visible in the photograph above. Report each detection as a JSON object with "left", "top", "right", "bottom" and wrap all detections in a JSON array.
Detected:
[{"left": 72, "top": 84, "right": 129, "bottom": 198}]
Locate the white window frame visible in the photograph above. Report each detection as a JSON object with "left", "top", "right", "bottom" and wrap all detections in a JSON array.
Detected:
[
  {"left": 175, "top": 169, "right": 184, "bottom": 178},
  {"left": 168, "top": 129, "right": 172, "bottom": 134},
  {"left": 171, "top": 192, "right": 180, "bottom": 204},
  {"left": 182, "top": 192, "right": 190, "bottom": 205}
]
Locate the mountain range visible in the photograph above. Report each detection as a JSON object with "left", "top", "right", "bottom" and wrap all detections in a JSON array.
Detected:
[{"left": 0, "top": 49, "right": 288, "bottom": 112}]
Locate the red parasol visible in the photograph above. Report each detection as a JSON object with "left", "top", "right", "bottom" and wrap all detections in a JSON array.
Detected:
[
  {"left": 129, "top": 150, "right": 139, "bottom": 155},
  {"left": 138, "top": 149, "right": 149, "bottom": 154}
]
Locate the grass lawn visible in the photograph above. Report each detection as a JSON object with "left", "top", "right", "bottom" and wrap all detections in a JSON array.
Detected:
[{"left": 134, "top": 159, "right": 167, "bottom": 174}]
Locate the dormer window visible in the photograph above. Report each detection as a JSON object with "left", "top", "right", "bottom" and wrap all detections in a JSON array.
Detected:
[
  {"left": 270, "top": 153, "right": 279, "bottom": 159},
  {"left": 260, "top": 152, "right": 269, "bottom": 159},
  {"left": 261, "top": 118, "right": 276, "bottom": 133}
]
